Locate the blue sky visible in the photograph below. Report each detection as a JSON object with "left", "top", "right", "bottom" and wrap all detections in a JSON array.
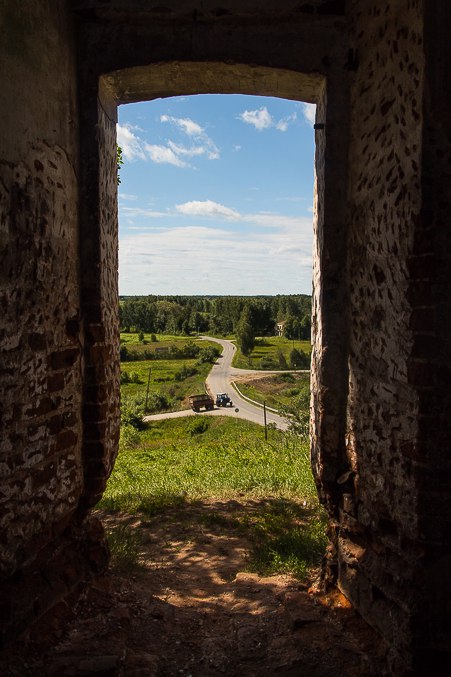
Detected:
[{"left": 117, "top": 95, "right": 316, "bottom": 296}]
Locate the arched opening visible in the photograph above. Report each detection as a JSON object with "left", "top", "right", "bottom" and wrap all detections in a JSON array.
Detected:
[
  {"left": 2, "top": 4, "right": 448, "bottom": 671},
  {"left": 79, "top": 59, "right": 350, "bottom": 510},
  {"left": 75, "top": 61, "right": 358, "bottom": 671},
  {"left": 78, "top": 59, "right": 347, "bottom": 502}
]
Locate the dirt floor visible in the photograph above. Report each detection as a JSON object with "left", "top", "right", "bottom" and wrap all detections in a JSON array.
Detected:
[{"left": 1, "top": 500, "right": 388, "bottom": 676}]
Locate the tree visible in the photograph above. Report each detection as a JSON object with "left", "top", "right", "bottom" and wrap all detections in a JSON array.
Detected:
[
  {"left": 117, "top": 145, "right": 124, "bottom": 184},
  {"left": 236, "top": 306, "right": 255, "bottom": 357},
  {"left": 283, "top": 315, "right": 300, "bottom": 340},
  {"left": 289, "top": 348, "right": 310, "bottom": 369},
  {"left": 300, "top": 314, "right": 311, "bottom": 340},
  {"left": 277, "top": 349, "right": 288, "bottom": 369}
]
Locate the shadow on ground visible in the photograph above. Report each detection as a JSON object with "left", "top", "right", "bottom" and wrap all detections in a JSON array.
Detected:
[{"left": 0, "top": 499, "right": 388, "bottom": 676}]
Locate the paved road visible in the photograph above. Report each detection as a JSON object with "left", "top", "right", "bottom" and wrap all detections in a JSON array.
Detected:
[{"left": 144, "top": 336, "right": 290, "bottom": 431}]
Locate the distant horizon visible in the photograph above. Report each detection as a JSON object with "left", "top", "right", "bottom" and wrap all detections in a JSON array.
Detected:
[
  {"left": 118, "top": 94, "right": 315, "bottom": 296},
  {"left": 119, "top": 291, "right": 312, "bottom": 299}
]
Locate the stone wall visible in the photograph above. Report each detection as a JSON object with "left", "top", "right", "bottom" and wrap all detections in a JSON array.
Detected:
[
  {"left": 1, "top": 1, "right": 450, "bottom": 672},
  {"left": 412, "top": 1, "right": 451, "bottom": 668},
  {"left": 0, "top": 1, "right": 107, "bottom": 645},
  {"left": 326, "top": 0, "right": 447, "bottom": 672}
]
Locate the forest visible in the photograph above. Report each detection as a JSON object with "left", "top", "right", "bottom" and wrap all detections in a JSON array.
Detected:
[{"left": 119, "top": 294, "right": 312, "bottom": 340}]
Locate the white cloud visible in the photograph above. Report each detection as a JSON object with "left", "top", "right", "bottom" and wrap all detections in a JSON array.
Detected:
[
  {"left": 161, "top": 115, "right": 220, "bottom": 160},
  {"left": 160, "top": 114, "right": 203, "bottom": 136},
  {"left": 144, "top": 143, "right": 187, "bottom": 167},
  {"left": 119, "top": 213, "right": 313, "bottom": 295},
  {"left": 275, "top": 112, "right": 297, "bottom": 132},
  {"left": 118, "top": 114, "right": 219, "bottom": 168},
  {"left": 301, "top": 103, "right": 316, "bottom": 126},
  {"left": 121, "top": 206, "right": 169, "bottom": 219},
  {"left": 117, "top": 123, "right": 146, "bottom": 161},
  {"left": 239, "top": 107, "right": 273, "bottom": 131},
  {"left": 238, "top": 107, "right": 297, "bottom": 132},
  {"left": 167, "top": 141, "right": 206, "bottom": 157},
  {"left": 165, "top": 140, "right": 219, "bottom": 161},
  {"left": 175, "top": 200, "right": 240, "bottom": 220}
]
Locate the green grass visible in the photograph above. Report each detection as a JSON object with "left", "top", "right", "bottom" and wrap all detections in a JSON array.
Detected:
[
  {"left": 121, "top": 332, "right": 195, "bottom": 346},
  {"left": 120, "top": 358, "right": 213, "bottom": 412},
  {"left": 105, "top": 522, "right": 144, "bottom": 574},
  {"left": 98, "top": 417, "right": 318, "bottom": 514},
  {"left": 233, "top": 336, "right": 311, "bottom": 370},
  {"left": 236, "top": 373, "right": 310, "bottom": 410},
  {"left": 240, "top": 499, "right": 327, "bottom": 579},
  {"left": 120, "top": 333, "right": 219, "bottom": 357},
  {"left": 101, "top": 363, "right": 325, "bottom": 582}
]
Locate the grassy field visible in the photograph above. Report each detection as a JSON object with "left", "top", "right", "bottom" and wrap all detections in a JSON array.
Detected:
[
  {"left": 99, "top": 416, "right": 325, "bottom": 580},
  {"left": 120, "top": 333, "right": 217, "bottom": 356},
  {"left": 235, "top": 372, "right": 310, "bottom": 411},
  {"left": 120, "top": 333, "right": 221, "bottom": 413},
  {"left": 101, "top": 416, "right": 318, "bottom": 509},
  {"left": 121, "top": 358, "right": 212, "bottom": 412},
  {"left": 106, "top": 333, "right": 324, "bottom": 581},
  {"left": 232, "top": 336, "right": 311, "bottom": 370}
]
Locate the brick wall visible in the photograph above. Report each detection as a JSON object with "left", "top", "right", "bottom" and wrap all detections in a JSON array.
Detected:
[
  {"left": 337, "top": 1, "right": 426, "bottom": 671},
  {"left": 0, "top": 1, "right": 108, "bottom": 644},
  {"left": 1, "top": 2, "right": 450, "bottom": 671}
]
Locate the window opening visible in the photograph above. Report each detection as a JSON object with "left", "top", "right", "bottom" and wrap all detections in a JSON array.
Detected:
[{"left": 100, "top": 93, "right": 325, "bottom": 607}]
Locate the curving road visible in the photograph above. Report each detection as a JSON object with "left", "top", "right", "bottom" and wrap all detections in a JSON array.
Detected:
[{"left": 143, "top": 336, "right": 289, "bottom": 431}]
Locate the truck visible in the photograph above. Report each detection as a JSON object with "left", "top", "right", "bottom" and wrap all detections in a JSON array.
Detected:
[
  {"left": 215, "top": 392, "right": 233, "bottom": 407},
  {"left": 189, "top": 393, "right": 215, "bottom": 412}
]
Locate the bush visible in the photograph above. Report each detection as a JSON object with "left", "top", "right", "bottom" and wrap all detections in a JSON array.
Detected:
[
  {"left": 120, "top": 370, "right": 130, "bottom": 384},
  {"left": 145, "top": 392, "right": 171, "bottom": 413},
  {"left": 120, "top": 423, "right": 141, "bottom": 448},
  {"left": 121, "top": 397, "right": 146, "bottom": 430},
  {"left": 280, "top": 384, "right": 310, "bottom": 440},
  {"left": 260, "top": 356, "right": 277, "bottom": 369},
  {"left": 129, "top": 371, "right": 141, "bottom": 384},
  {"left": 150, "top": 333, "right": 157, "bottom": 342},
  {"left": 277, "top": 350, "right": 288, "bottom": 370},
  {"left": 289, "top": 348, "right": 310, "bottom": 369},
  {"left": 196, "top": 346, "right": 220, "bottom": 364},
  {"left": 174, "top": 365, "right": 198, "bottom": 381},
  {"left": 188, "top": 418, "right": 210, "bottom": 436},
  {"left": 285, "top": 387, "right": 300, "bottom": 397},
  {"left": 278, "top": 373, "right": 295, "bottom": 383},
  {"left": 120, "top": 345, "right": 129, "bottom": 361}
]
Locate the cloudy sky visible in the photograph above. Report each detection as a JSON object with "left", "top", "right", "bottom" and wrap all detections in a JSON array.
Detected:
[{"left": 117, "top": 94, "right": 316, "bottom": 296}]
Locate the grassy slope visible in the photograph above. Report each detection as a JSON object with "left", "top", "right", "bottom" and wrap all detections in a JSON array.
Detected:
[
  {"left": 236, "top": 373, "right": 310, "bottom": 410},
  {"left": 99, "top": 416, "right": 326, "bottom": 580},
  {"left": 232, "top": 336, "right": 311, "bottom": 370},
  {"left": 120, "top": 334, "right": 221, "bottom": 411},
  {"left": 104, "top": 339, "right": 325, "bottom": 581},
  {"left": 121, "top": 358, "right": 212, "bottom": 411},
  {"left": 100, "top": 416, "right": 318, "bottom": 511}
]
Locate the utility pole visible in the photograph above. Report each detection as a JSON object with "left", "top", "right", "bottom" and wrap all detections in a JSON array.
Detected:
[
  {"left": 145, "top": 367, "right": 152, "bottom": 412},
  {"left": 264, "top": 400, "right": 268, "bottom": 441}
]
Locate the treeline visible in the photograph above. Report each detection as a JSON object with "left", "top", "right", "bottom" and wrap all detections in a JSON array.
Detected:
[{"left": 120, "top": 295, "right": 311, "bottom": 339}]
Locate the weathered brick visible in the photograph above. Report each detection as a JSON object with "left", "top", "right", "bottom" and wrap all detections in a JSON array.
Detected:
[
  {"left": 48, "top": 348, "right": 79, "bottom": 370},
  {"left": 54, "top": 430, "right": 78, "bottom": 452},
  {"left": 47, "top": 372, "right": 65, "bottom": 393}
]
